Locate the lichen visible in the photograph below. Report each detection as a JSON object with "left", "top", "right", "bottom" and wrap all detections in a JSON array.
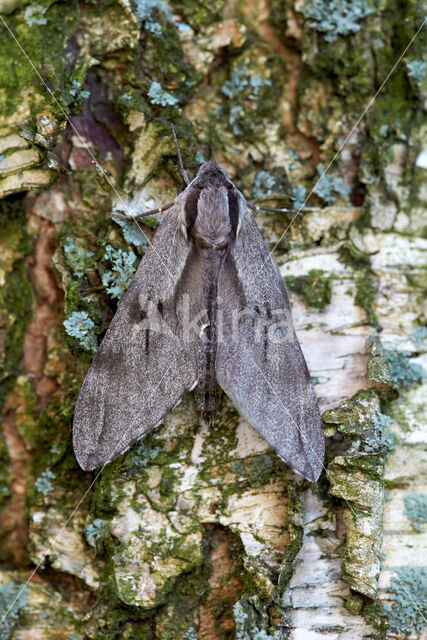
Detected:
[
  {"left": 292, "top": 185, "right": 307, "bottom": 210},
  {"left": 113, "top": 215, "right": 151, "bottom": 247},
  {"left": 406, "top": 60, "right": 426, "bottom": 87},
  {"left": 63, "top": 237, "right": 95, "bottom": 278},
  {"left": 63, "top": 310, "right": 97, "bottom": 353},
  {"left": 403, "top": 492, "right": 427, "bottom": 533},
  {"left": 34, "top": 470, "right": 55, "bottom": 495},
  {"left": 216, "top": 62, "right": 274, "bottom": 138},
  {"left": 221, "top": 67, "right": 271, "bottom": 100},
  {"left": 386, "top": 567, "right": 427, "bottom": 637},
  {"left": 313, "top": 163, "right": 350, "bottom": 204},
  {"left": 252, "top": 172, "right": 276, "bottom": 199},
  {"left": 385, "top": 351, "right": 425, "bottom": 389},
  {"left": 134, "top": 0, "right": 173, "bottom": 34},
  {"left": 147, "top": 81, "right": 179, "bottom": 107},
  {"left": 86, "top": 518, "right": 110, "bottom": 546},
  {"left": 300, "top": 0, "right": 373, "bottom": 43},
  {"left": 102, "top": 245, "right": 138, "bottom": 300},
  {"left": 0, "top": 580, "right": 28, "bottom": 640},
  {"left": 233, "top": 600, "right": 279, "bottom": 640}
]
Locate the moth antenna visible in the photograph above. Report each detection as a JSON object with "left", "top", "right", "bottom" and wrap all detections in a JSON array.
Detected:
[
  {"left": 209, "top": 143, "right": 216, "bottom": 162},
  {"left": 170, "top": 123, "right": 190, "bottom": 186}
]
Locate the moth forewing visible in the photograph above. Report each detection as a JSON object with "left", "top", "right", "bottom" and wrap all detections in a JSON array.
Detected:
[{"left": 73, "top": 161, "right": 324, "bottom": 480}]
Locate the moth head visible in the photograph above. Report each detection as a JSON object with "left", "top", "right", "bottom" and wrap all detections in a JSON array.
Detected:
[{"left": 194, "top": 161, "right": 232, "bottom": 189}]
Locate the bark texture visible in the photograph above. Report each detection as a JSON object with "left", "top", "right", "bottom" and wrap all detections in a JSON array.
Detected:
[{"left": 0, "top": 1, "right": 426, "bottom": 639}]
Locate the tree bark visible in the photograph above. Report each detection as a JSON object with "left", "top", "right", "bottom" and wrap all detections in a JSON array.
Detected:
[{"left": 0, "top": 1, "right": 426, "bottom": 639}]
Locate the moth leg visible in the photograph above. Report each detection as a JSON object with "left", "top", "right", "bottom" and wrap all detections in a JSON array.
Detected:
[
  {"left": 109, "top": 201, "right": 175, "bottom": 220},
  {"left": 247, "top": 202, "right": 315, "bottom": 214},
  {"left": 170, "top": 123, "right": 190, "bottom": 186}
]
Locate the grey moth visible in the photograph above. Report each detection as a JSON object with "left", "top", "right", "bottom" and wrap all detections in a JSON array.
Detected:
[{"left": 73, "top": 161, "right": 325, "bottom": 481}]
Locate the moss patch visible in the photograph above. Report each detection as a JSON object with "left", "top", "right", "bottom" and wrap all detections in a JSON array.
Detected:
[{"left": 284, "top": 269, "right": 333, "bottom": 309}]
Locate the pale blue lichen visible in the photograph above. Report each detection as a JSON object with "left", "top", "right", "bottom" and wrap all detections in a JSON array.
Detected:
[
  {"left": 131, "top": 441, "right": 162, "bottom": 466},
  {"left": 407, "top": 60, "right": 426, "bottom": 87},
  {"left": 147, "top": 81, "right": 179, "bottom": 106},
  {"left": 195, "top": 151, "right": 206, "bottom": 165},
  {"left": 221, "top": 67, "right": 271, "bottom": 99},
  {"left": 404, "top": 492, "right": 427, "bottom": 532},
  {"left": 313, "top": 163, "right": 350, "bottom": 204},
  {"left": 183, "top": 627, "right": 197, "bottom": 640},
  {"left": 386, "top": 567, "right": 427, "bottom": 636},
  {"left": 252, "top": 171, "right": 276, "bottom": 198},
  {"left": 135, "top": 0, "right": 173, "bottom": 34},
  {"left": 413, "top": 327, "right": 427, "bottom": 344},
  {"left": 86, "top": 518, "right": 109, "bottom": 544},
  {"left": 0, "top": 582, "right": 28, "bottom": 640},
  {"left": 300, "top": 0, "right": 373, "bottom": 43},
  {"left": 371, "top": 411, "right": 397, "bottom": 457},
  {"left": 112, "top": 215, "right": 149, "bottom": 247},
  {"left": 102, "top": 245, "right": 138, "bottom": 300},
  {"left": 385, "top": 351, "right": 424, "bottom": 388},
  {"left": 228, "top": 105, "right": 245, "bottom": 136},
  {"left": 293, "top": 184, "right": 307, "bottom": 209},
  {"left": 379, "top": 124, "right": 389, "bottom": 137},
  {"left": 63, "top": 237, "right": 94, "bottom": 278},
  {"left": 63, "top": 311, "right": 97, "bottom": 353},
  {"left": 220, "top": 67, "right": 272, "bottom": 135},
  {"left": 66, "top": 80, "right": 91, "bottom": 103},
  {"left": 35, "top": 471, "right": 55, "bottom": 495}
]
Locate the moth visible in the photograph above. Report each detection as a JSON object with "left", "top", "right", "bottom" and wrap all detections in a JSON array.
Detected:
[{"left": 73, "top": 161, "right": 325, "bottom": 481}]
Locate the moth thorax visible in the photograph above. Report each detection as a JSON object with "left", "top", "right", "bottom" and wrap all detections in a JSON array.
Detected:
[{"left": 190, "top": 186, "right": 234, "bottom": 250}]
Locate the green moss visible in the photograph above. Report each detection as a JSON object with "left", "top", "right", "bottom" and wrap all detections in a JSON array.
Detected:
[
  {"left": 171, "top": 0, "right": 225, "bottom": 27},
  {"left": 367, "top": 355, "right": 393, "bottom": 385},
  {"left": 354, "top": 271, "right": 378, "bottom": 326},
  {"left": 0, "top": 197, "right": 33, "bottom": 409},
  {"left": 231, "top": 455, "right": 273, "bottom": 489},
  {"left": 386, "top": 567, "right": 427, "bottom": 637},
  {"left": 344, "top": 592, "right": 364, "bottom": 615},
  {"left": 325, "top": 391, "right": 385, "bottom": 598},
  {"left": 284, "top": 269, "right": 333, "bottom": 309},
  {"left": 0, "top": 0, "right": 79, "bottom": 117},
  {"left": 340, "top": 241, "right": 371, "bottom": 265},
  {"left": 403, "top": 492, "right": 427, "bottom": 533}
]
